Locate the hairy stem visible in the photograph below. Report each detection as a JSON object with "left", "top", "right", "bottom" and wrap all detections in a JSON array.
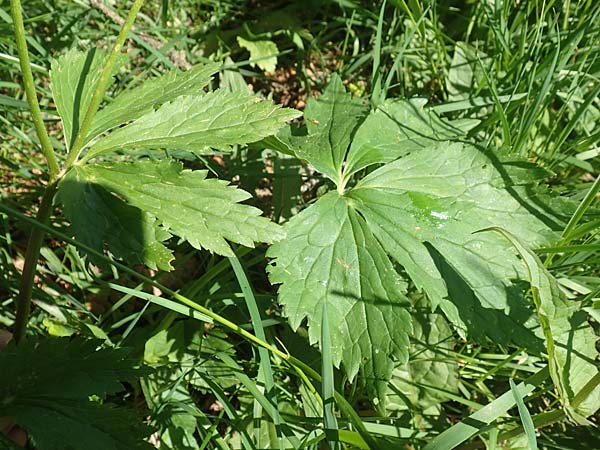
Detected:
[
  {"left": 10, "top": 0, "right": 59, "bottom": 180},
  {"left": 12, "top": 183, "right": 57, "bottom": 343},
  {"left": 65, "top": 0, "right": 145, "bottom": 168}
]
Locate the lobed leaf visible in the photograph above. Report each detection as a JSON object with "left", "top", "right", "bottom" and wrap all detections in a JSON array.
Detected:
[
  {"left": 289, "top": 74, "right": 368, "bottom": 184},
  {"left": 74, "top": 159, "right": 284, "bottom": 257},
  {"left": 57, "top": 167, "right": 174, "bottom": 271},
  {"left": 84, "top": 90, "right": 301, "bottom": 161},
  {"left": 268, "top": 78, "right": 571, "bottom": 404},
  {"left": 267, "top": 192, "right": 412, "bottom": 403},
  {"left": 344, "top": 99, "right": 476, "bottom": 178},
  {"left": 86, "top": 63, "right": 221, "bottom": 145},
  {"left": 349, "top": 142, "right": 558, "bottom": 313}
]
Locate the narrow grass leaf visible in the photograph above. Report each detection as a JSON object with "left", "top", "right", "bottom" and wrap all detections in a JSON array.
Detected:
[
  {"left": 509, "top": 379, "right": 538, "bottom": 450},
  {"left": 229, "top": 255, "right": 285, "bottom": 450},
  {"left": 321, "top": 302, "right": 340, "bottom": 449},
  {"left": 422, "top": 368, "right": 548, "bottom": 450}
]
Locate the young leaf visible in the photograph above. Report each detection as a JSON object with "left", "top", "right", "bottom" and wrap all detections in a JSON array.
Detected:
[
  {"left": 86, "top": 63, "right": 221, "bottom": 145},
  {"left": 268, "top": 78, "right": 567, "bottom": 404},
  {"left": 0, "top": 337, "right": 153, "bottom": 450},
  {"left": 289, "top": 74, "right": 368, "bottom": 185},
  {"left": 84, "top": 90, "right": 301, "bottom": 161},
  {"left": 68, "top": 159, "right": 284, "bottom": 257},
  {"left": 56, "top": 168, "right": 174, "bottom": 271}
]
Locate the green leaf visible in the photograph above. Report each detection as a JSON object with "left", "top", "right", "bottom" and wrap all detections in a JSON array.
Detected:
[
  {"left": 510, "top": 378, "right": 538, "bottom": 450},
  {"left": 268, "top": 78, "right": 568, "bottom": 403},
  {"left": 349, "top": 142, "right": 558, "bottom": 312},
  {"left": 267, "top": 192, "right": 412, "bottom": 402},
  {"left": 237, "top": 36, "right": 279, "bottom": 73},
  {"left": 487, "top": 228, "right": 600, "bottom": 422},
  {"left": 50, "top": 48, "right": 112, "bottom": 149},
  {"left": 423, "top": 368, "right": 550, "bottom": 450},
  {"left": 0, "top": 337, "right": 153, "bottom": 450},
  {"left": 0, "top": 338, "right": 143, "bottom": 400},
  {"left": 446, "top": 42, "right": 488, "bottom": 101},
  {"left": 86, "top": 63, "right": 220, "bottom": 145},
  {"left": 344, "top": 99, "right": 474, "bottom": 178},
  {"left": 57, "top": 167, "right": 174, "bottom": 271},
  {"left": 84, "top": 90, "right": 301, "bottom": 161},
  {"left": 143, "top": 321, "right": 237, "bottom": 449},
  {"left": 11, "top": 401, "right": 154, "bottom": 450},
  {"left": 291, "top": 74, "right": 369, "bottom": 184},
  {"left": 75, "top": 159, "right": 284, "bottom": 257}
]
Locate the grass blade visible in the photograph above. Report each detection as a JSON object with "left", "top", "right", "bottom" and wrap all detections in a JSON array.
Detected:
[
  {"left": 422, "top": 367, "right": 548, "bottom": 450},
  {"left": 229, "top": 254, "right": 285, "bottom": 450},
  {"left": 321, "top": 301, "right": 340, "bottom": 450},
  {"left": 509, "top": 379, "right": 538, "bottom": 450}
]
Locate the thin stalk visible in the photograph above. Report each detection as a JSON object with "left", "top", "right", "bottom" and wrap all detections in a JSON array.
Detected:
[
  {"left": 64, "top": 0, "right": 145, "bottom": 168},
  {"left": 10, "top": 0, "right": 59, "bottom": 180},
  {"left": 0, "top": 202, "right": 380, "bottom": 450},
  {"left": 12, "top": 182, "right": 58, "bottom": 343}
]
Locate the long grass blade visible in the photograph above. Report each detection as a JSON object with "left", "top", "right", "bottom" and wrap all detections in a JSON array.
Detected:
[
  {"left": 422, "top": 367, "right": 548, "bottom": 450},
  {"left": 509, "top": 379, "right": 538, "bottom": 450},
  {"left": 229, "top": 254, "right": 285, "bottom": 450}
]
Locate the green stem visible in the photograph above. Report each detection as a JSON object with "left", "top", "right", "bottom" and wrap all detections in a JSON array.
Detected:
[
  {"left": 10, "top": 0, "right": 59, "bottom": 181},
  {"left": 0, "top": 202, "right": 380, "bottom": 450},
  {"left": 64, "top": 0, "right": 145, "bottom": 168},
  {"left": 12, "top": 183, "right": 58, "bottom": 343}
]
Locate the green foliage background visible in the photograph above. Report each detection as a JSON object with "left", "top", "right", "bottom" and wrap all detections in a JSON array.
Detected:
[{"left": 0, "top": 1, "right": 599, "bottom": 449}]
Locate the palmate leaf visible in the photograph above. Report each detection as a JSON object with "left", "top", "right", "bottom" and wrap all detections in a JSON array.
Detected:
[
  {"left": 0, "top": 337, "right": 153, "bottom": 450},
  {"left": 288, "top": 74, "right": 369, "bottom": 184},
  {"left": 267, "top": 78, "right": 569, "bottom": 405},
  {"left": 84, "top": 89, "right": 302, "bottom": 161},
  {"left": 59, "top": 159, "right": 284, "bottom": 260},
  {"left": 268, "top": 192, "right": 412, "bottom": 401}
]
